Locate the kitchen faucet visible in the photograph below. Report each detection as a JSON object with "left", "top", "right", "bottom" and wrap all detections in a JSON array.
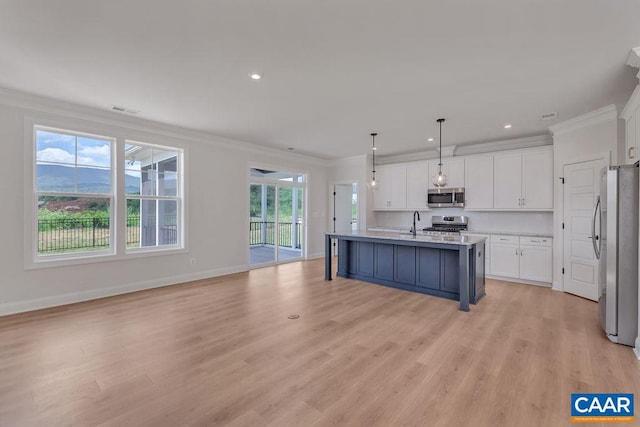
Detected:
[{"left": 412, "top": 211, "right": 421, "bottom": 235}]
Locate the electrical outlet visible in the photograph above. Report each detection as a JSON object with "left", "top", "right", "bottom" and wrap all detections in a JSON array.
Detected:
[{"left": 190, "top": 258, "right": 197, "bottom": 266}]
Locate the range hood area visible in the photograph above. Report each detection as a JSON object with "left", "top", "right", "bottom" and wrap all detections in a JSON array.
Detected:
[{"left": 427, "top": 188, "right": 465, "bottom": 208}]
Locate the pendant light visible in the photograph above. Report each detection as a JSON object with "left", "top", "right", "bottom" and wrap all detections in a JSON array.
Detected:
[
  {"left": 432, "top": 118, "right": 447, "bottom": 187},
  {"left": 369, "top": 132, "right": 378, "bottom": 191}
]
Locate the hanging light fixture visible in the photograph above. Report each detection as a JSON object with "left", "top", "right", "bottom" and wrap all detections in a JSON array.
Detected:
[
  {"left": 432, "top": 118, "right": 447, "bottom": 187},
  {"left": 369, "top": 132, "right": 378, "bottom": 191}
]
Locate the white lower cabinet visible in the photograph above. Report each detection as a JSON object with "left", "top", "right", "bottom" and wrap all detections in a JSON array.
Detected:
[
  {"left": 519, "top": 237, "right": 553, "bottom": 282},
  {"left": 490, "top": 235, "right": 552, "bottom": 284},
  {"left": 490, "top": 235, "right": 520, "bottom": 278}
]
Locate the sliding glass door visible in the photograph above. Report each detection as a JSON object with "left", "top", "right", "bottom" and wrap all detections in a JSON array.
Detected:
[
  {"left": 249, "top": 168, "right": 305, "bottom": 267},
  {"left": 249, "top": 184, "right": 276, "bottom": 265}
]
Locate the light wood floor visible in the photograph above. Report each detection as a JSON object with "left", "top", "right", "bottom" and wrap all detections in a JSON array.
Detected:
[{"left": 1, "top": 259, "right": 639, "bottom": 427}]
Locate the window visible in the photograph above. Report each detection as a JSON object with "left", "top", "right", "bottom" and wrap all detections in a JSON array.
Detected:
[
  {"left": 32, "top": 126, "right": 184, "bottom": 263},
  {"left": 124, "top": 142, "right": 182, "bottom": 250},
  {"left": 35, "top": 128, "right": 114, "bottom": 256}
]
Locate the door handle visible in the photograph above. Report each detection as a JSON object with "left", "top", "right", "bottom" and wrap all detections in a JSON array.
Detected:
[{"left": 591, "top": 196, "right": 601, "bottom": 259}]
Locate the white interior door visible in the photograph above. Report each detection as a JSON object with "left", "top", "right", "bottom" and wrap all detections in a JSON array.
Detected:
[
  {"left": 334, "top": 184, "right": 353, "bottom": 233},
  {"left": 563, "top": 159, "right": 604, "bottom": 300},
  {"left": 333, "top": 183, "right": 357, "bottom": 256}
]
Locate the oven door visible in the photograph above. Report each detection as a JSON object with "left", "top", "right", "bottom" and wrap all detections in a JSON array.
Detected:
[{"left": 427, "top": 189, "right": 454, "bottom": 207}]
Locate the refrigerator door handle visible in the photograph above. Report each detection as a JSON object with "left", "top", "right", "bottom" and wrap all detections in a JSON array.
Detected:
[{"left": 592, "top": 196, "right": 601, "bottom": 259}]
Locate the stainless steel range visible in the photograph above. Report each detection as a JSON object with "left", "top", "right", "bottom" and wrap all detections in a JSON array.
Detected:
[{"left": 422, "top": 215, "right": 468, "bottom": 235}]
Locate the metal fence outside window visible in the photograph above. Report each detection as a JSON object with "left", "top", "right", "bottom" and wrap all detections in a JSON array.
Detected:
[
  {"left": 249, "top": 221, "right": 302, "bottom": 249},
  {"left": 37, "top": 216, "right": 177, "bottom": 253}
]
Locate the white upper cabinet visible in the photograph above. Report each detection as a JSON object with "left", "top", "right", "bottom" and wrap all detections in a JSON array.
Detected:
[
  {"left": 493, "top": 152, "right": 522, "bottom": 209},
  {"left": 406, "top": 161, "right": 430, "bottom": 210},
  {"left": 370, "top": 147, "right": 552, "bottom": 211},
  {"left": 622, "top": 85, "right": 640, "bottom": 165},
  {"left": 428, "top": 157, "right": 464, "bottom": 189},
  {"left": 521, "top": 149, "right": 553, "bottom": 209},
  {"left": 494, "top": 148, "right": 553, "bottom": 210},
  {"left": 464, "top": 156, "right": 494, "bottom": 209},
  {"left": 372, "top": 164, "right": 407, "bottom": 210}
]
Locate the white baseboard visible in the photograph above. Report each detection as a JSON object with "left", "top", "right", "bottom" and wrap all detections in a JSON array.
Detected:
[
  {"left": 486, "top": 274, "right": 552, "bottom": 288},
  {"left": 0, "top": 264, "right": 249, "bottom": 316},
  {"left": 635, "top": 338, "right": 640, "bottom": 360},
  {"left": 307, "top": 252, "right": 325, "bottom": 260}
]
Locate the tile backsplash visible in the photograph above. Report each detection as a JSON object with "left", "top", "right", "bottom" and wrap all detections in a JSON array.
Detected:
[{"left": 373, "top": 208, "right": 553, "bottom": 235}]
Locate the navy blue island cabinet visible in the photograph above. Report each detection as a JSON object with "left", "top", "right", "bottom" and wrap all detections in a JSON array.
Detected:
[{"left": 324, "top": 231, "right": 486, "bottom": 311}]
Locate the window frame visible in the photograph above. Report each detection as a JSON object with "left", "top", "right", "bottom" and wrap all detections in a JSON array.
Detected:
[
  {"left": 33, "top": 125, "right": 116, "bottom": 261},
  {"left": 124, "top": 140, "right": 184, "bottom": 253},
  {"left": 25, "top": 119, "right": 187, "bottom": 270}
]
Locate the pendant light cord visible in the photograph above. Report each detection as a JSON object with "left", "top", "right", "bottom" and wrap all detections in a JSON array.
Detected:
[{"left": 437, "top": 118, "right": 444, "bottom": 173}]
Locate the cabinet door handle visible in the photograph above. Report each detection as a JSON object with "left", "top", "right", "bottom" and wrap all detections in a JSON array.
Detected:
[
  {"left": 520, "top": 249, "right": 523, "bottom": 256},
  {"left": 522, "top": 198, "right": 525, "bottom": 206},
  {"left": 629, "top": 147, "right": 636, "bottom": 159},
  {"left": 515, "top": 248, "right": 518, "bottom": 256}
]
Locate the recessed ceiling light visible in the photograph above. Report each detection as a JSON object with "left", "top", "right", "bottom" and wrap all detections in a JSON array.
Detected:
[
  {"left": 427, "top": 138, "right": 434, "bottom": 142},
  {"left": 372, "top": 146, "right": 377, "bottom": 150},
  {"left": 504, "top": 124, "right": 512, "bottom": 129},
  {"left": 249, "top": 73, "right": 262, "bottom": 80}
]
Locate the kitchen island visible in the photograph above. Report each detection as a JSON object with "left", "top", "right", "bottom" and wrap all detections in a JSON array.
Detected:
[{"left": 325, "top": 231, "right": 487, "bottom": 311}]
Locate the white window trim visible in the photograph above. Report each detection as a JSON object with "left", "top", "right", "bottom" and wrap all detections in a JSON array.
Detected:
[
  {"left": 24, "top": 117, "right": 187, "bottom": 270},
  {"left": 124, "top": 140, "right": 185, "bottom": 253}
]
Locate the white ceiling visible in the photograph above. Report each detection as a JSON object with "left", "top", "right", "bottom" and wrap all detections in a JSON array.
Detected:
[{"left": 1, "top": 1, "right": 639, "bottom": 159}]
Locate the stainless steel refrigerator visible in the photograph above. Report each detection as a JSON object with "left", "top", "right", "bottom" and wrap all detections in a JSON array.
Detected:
[{"left": 593, "top": 163, "right": 638, "bottom": 346}]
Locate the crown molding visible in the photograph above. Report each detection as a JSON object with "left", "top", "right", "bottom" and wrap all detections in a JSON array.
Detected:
[
  {"left": 0, "top": 86, "right": 331, "bottom": 167},
  {"left": 548, "top": 104, "right": 617, "bottom": 137},
  {"left": 453, "top": 135, "right": 551, "bottom": 155},
  {"left": 621, "top": 85, "right": 640, "bottom": 119},
  {"left": 627, "top": 47, "right": 640, "bottom": 80},
  {"left": 330, "top": 154, "right": 367, "bottom": 167},
  {"left": 436, "top": 145, "right": 456, "bottom": 157},
  {"left": 377, "top": 134, "right": 551, "bottom": 164}
]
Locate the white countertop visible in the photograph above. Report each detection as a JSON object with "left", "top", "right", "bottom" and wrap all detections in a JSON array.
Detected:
[{"left": 327, "top": 230, "right": 487, "bottom": 246}]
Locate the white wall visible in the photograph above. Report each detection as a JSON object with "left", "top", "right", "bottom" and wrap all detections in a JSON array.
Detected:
[
  {"left": 550, "top": 105, "right": 618, "bottom": 291},
  {"left": 0, "top": 89, "right": 329, "bottom": 315}
]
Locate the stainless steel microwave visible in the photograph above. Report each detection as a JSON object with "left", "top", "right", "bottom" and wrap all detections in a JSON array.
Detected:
[{"left": 427, "top": 188, "right": 465, "bottom": 208}]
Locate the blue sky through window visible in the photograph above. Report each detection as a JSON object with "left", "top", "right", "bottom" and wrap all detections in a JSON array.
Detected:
[{"left": 36, "top": 130, "right": 111, "bottom": 168}]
